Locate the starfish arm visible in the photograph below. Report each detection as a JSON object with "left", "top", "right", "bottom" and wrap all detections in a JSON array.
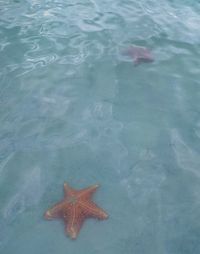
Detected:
[
  {"left": 64, "top": 206, "right": 84, "bottom": 239},
  {"left": 79, "top": 200, "right": 108, "bottom": 220},
  {"left": 77, "top": 184, "right": 100, "bottom": 199},
  {"left": 64, "top": 182, "right": 77, "bottom": 197},
  {"left": 44, "top": 201, "right": 64, "bottom": 219}
]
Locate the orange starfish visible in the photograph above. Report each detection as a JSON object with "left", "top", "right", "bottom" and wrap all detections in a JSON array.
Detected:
[{"left": 44, "top": 182, "right": 108, "bottom": 239}]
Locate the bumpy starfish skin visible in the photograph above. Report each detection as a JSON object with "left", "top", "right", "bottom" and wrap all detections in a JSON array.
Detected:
[{"left": 44, "top": 183, "right": 108, "bottom": 239}]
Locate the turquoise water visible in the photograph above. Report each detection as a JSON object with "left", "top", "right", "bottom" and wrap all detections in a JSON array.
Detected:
[{"left": 1, "top": 0, "right": 200, "bottom": 253}]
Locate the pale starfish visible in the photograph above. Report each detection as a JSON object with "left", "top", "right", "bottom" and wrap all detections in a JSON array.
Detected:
[
  {"left": 123, "top": 45, "right": 154, "bottom": 65},
  {"left": 44, "top": 183, "right": 108, "bottom": 239}
]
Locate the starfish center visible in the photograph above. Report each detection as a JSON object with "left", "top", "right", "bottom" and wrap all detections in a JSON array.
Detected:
[{"left": 67, "top": 196, "right": 77, "bottom": 204}]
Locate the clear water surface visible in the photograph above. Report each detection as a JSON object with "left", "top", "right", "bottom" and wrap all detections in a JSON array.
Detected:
[{"left": 1, "top": 0, "right": 200, "bottom": 253}]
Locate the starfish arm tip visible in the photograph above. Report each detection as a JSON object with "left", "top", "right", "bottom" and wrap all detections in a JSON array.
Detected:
[
  {"left": 70, "top": 233, "right": 77, "bottom": 240},
  {"left": 104, "top": 213, "right": 109, "bottom": 219},
  {"left": 63, "top": 182, "right": 68, "bottom": 187},
  {"left": 101, "top": 211, "right": 109, "bottom": 219},
  {"left": 66, "top": 227, "right": 78, "bottom": 240},
  {"left": 63, "top": 182, "right": 73, "bottom": 195},
  {"left": 44, "top": 210, "right": 52, "bottom": 220}
]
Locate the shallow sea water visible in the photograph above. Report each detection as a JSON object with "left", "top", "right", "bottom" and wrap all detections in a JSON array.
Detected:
[{"left": 1, "top": 0, "right": 200, "bottom": 253}]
